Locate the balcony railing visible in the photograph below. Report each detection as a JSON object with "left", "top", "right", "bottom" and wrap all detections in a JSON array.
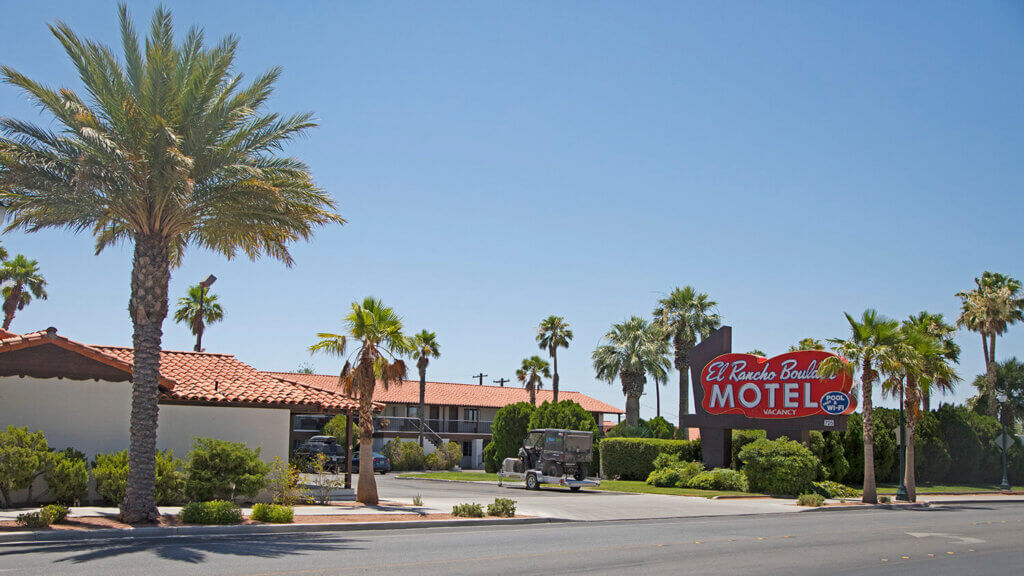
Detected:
[
  {"left": 374, "top": 417, "right": 492, "bottom": 435},
  {"left": 293, "top": 415, "right": 330, "bottom": 432}
]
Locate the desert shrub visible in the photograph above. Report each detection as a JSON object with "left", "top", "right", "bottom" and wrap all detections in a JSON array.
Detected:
[
  {"left": 308, "top": 453, "right": 344, "bottom": 505},
  {"left": 15, "top": 511, "right": 49, "bottom": 529},
  {"left": 600, "top": 438, "right": 701, "bottom": 480},
  {"left": 483, "top": 441, "right": 499, "bottom": 473},
  {"left": 413, "top": 494, "right": 423, "bottom": 506},
  {"left": 647, "top": 416, "right": 676, "bottom": 440},
  {"left": 0, "top": 426, "right": 51, "bottom": 508},
  {"left": 528, "top": 400, "right": 599, "bottom": 434},
  {"left": 382, "top": 439, "right": 426, "bottom": 471},
  {"left": 267, "top": 457, "right": 308, "bottom": 505},
  {"left": 687, "top": 468, "right": 749, "bottom": 492},
  {"left": 490, "top": 402, "right": 536, "bottom": 467},
  {"left": 251, "top": 503, "right": 294, "bottom": 523},
  {"left": 878, "top": 495, "right": 891, "bottom": 503},
  {"left": 180, "top": 500, "right": 243, "bottom": 525},
  {"left": 155, "top": 451, "right": 186, "bottom": 505},
  {"left": 45, "top": 449, "right": 89, "bottom": 505},
  {"left": 739, "top": 437, "right": 820, "bottom": 496},
  {"left": 451, "top": 502, "right": 485, "bottom": 518},
  {"left": 185, "top": 438, "right": 268, "bottom": 502},
  {"left": 92, "top": 450, "right": 129, "bottom": 505},
  {"left": 40, "top": 504, "right": 68, "bottom": 524},
  {"left": 646, "top": 460, "right": 703, "bottom": 488},
  {"left": 797, "top": 493, "right": 825, "bottom": 507},
  {"left": 487, "top": 498, "right": 517, "bottom": 517},
  {"left": 424, "top": 452, "right": 443, "bottom": 470},
  {"left": 441, "top": 442, "right": 463, "bottom": 469},
  {"left": 812, "top": 480, "right": 859, "bottom": 499}
]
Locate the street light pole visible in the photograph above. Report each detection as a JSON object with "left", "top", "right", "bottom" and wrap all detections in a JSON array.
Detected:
[
  {"left": 194, "top": 274, "right": 217, "bottom": 352},
  {"left": 998, "top": 394, "right": 1011, "bottom": 492},
  {"left": 896, "top": 385, "right": 909, "bottom": 502}
]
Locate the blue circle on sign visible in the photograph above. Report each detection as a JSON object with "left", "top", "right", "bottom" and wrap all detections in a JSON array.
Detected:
[{"left": 820, "top": 391, "right": 850, "bottom": 415}]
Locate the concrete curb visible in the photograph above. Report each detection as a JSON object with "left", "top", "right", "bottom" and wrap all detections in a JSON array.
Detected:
[{"left": 0, "top": 516, "right": 564, "bottom": 545}]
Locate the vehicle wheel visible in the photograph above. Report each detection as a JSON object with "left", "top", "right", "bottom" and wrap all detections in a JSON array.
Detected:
[
  {"left": 526, "top": 473, "right": 540, "bottom": 490},
  {"left": 570, "top": 486, "right": 581, "bottom": 492},
  {"left": 574, "top": 464, "right": 588, "bottom": 481},
  {"left": 543, "top": 462, "right": 563, "bottom": 478}
]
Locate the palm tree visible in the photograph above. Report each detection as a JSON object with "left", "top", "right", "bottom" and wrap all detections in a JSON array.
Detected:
[
  {"left": 904, "top": 311, "right": 960, "bottom": 412},
  {"left": 0, "top": 255, "right": 47, "bottom": 330},
  {"left": 536, "top": 315, "right": 573, "bottom": 403},
  {"left": 971, "top": 359, "right": 1024, "bottom": 431},
  {"left": 788, "top": 337, "right": 824, "bottom": 352},
  {"left": 818, "top": 310, "right": 900, "bottom": 504},
  {"left": 173, "top": 285, "right": 224, "bottom": 352},
  {"left": 411, "top": 330, "right": 440, "bottom": 447},
  {"left": 310, "top": 297, "right": 410, "bottom": 505},
  {"left": 957, "top": 272, "right": 1024, "bottom": 415},
  {"left": 653, "top": 287, "right": 720, "bottom": 425},
  {"left": 0, "top": 6, "right": 342, "bottom": 522},
  {"left": 516, "top": 355, "right": 550, "bottom": 406},
  {"left": 592, "top": 317, "right": 671, "bottom": 426}
]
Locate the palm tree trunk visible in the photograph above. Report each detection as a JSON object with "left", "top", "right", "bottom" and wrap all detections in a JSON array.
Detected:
[
  {"left": 655, "top": 379, "right": 660, "bottom": 418},
  {"left": 986, "top": 334, "right": 998, "bottom": 416},
  {"left": 921, "top": 390, "right": 930, "bottom": 413},
  {"left": 626, "top": 394, "right": 640, "bottom": 427},
  {"left": 1, "top": 285, "right": 21, "bottom": 330},
  {"left": 418, "top": 358, "right": 427, "bottom": 448},
  {"left": 529, "top": 381, "right": 536, "bottom": 406},
  {"left": 904, "top": 383, "right": 918, "bottom": 502},
  {"left": 621, "top": 371, "right": 644, "bottom": 427},
  {"left": 121, "top": 236, "right": 170, "bottom": 523},
  {"left": 861, "top": 358, "right": 877, "bottom": 504},
  {"left": 552, "top": 351, "right": 559, "bottom": 403},
  {"left": 357, "top": 367, "right": 379, "bottom": 505}
]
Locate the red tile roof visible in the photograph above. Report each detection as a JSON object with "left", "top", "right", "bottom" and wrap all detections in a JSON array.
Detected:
[{"left": 266, "top": 372, "right": 625, "bottom": 414}]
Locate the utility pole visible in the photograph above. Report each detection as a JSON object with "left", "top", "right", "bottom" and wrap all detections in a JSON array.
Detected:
[
  {"left": 493, "top": 378, "right": 510, "bottom": 387},
  {"left": 472, "top": 373, "right": 488, "bottom": 386}
]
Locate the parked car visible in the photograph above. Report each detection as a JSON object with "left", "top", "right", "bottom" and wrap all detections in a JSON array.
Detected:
[
  {"left": 351, "top": 451, "right": 391, "bottom": 474},
  {"left": 294, "top": 436, "right": 345, "bottom": 471}
]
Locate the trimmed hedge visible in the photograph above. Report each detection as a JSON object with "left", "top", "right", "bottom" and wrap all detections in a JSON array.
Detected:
[
  {"left": 688, "top": 468, "right": 749, "bottom": 492},
  {"left": 251, "top": 503, "right": 294, "bottom": 523},
  {"left": 180, "top": 500, "right": 243, "bottom": 525},
  {"left": 739, "top": 438, "right": 820, "bottom": 495},
  {"left": 600, "top": 438, "right": 701, "bottom": 481}
]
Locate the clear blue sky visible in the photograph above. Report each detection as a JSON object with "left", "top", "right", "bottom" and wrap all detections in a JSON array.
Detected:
[{"left": 2, "top": 1, "right": 1022, "bottom": 423}]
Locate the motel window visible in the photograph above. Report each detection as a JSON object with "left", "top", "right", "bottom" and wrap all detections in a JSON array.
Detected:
[
  {"left": 464, "top": 408, "right": 479, "bottom": 421},
  {"left": 462, "top": 441, "right": 472, "bottom": 456},
  {"left": 449, "top": 406, "right": 459, "bottom": 420}
]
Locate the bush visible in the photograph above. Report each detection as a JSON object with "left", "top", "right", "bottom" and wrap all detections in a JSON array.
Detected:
[
  {"left": 687, "top": 468, "right": 749, "bottom": 492},
  {"left": 647, "top": 417, "right": 676, "bottom": 440},
  {"left": 322, "top": 414, "right": 359, "bottom": 444},
  {"left": 154, "top": 451, "right": 186, "bottom": 505},
  {"left": 424, "top": 442, "right": 461, "bottom": 471},
  {"left": 528, "top": 400, "right": 599, "bottom": 434},
  {"left": 45, "top": 449, "right": 89, "bottom": 505},
  {"left": 812, "top": 480, "right": 859, "bottom": 499},
  {"left": 878, "top": 495, "right": 891, "bottom": 503},
  {"left": 308, "top": 453, "right": 344, "bottom": 505},
  {"left": 600, "top": 438, "right": 701, "bottom": 480},
  {"left": 424, "top": 453, "right": 443, "bottom": 470},
  {"left": 382, "top": 439, "right": 426, "bottom": 471},
  {"left": 739, "top": 438, "right": 820, "bottom": 496},
  {"left": 487, "top": 498, "right": 516, "bottom": 517},
  {"left": 92, "top": 450, "right": 129, "bottom": 505},
  {"left": 180, "top": 500, "right": 243, "bottom": 525},
  {"left": 490, "top": 402, "right": 536, "bottom": 466},
  {"left": 0, "top": 426, "right": 51, "bottom": 508},
  {"left": 251, "top": 503, "right": 294, "bottom": 523},
  {"left": 185, "top": 438, "right": 269, "bottom": 502},
  {"left": 267, "top": 457, "right": 308, "bottom": 506},
  {"left": 451, "top": 502, "right": 485, "bottom": 517},
  {"left": 483, "top": 441, "right": 499, "bottom": 473},
  {"left": 41, "top": 504, "right": 68, "bottom": 524},
  {"left": 646, "top": 460, "right": 704, "bottom": 488},
  {"left": 730, "top": 430, "right": 766, "bottom": 469},
  {"left": 16, "top": 512, "right": 49, "bottom": 529},
  {"left": 797, "top": 493, "right": 825, "bottom": 507},
  {"left": 605, "top": 422, "right": 652, "bottom": 438}
]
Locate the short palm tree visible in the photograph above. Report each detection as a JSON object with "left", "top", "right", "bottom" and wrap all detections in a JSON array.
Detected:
[
  {"left": 592, "top": 317, "right": 671, "bottom": 426},
  {"left": 818, "top": 310, "right": 900, "bottom": 504},
  {"left": 310, "top": 297, "right": 410, "bottom": 505},
  {"left": 517, "top": 356, "right": 551, "bottom": 406},
  {"left": 653, "top": 287, "right": 720, "bottom": 423},
  {"left": 0, "top": 6, "right": 342, "bottom": 522},
  {"left": 904, "top": 311, "right": 959, "bottom": 412},
  {"left": 173, "top": 285, "right": 224, "bottom": 352},
  {"left": 957, "top": 272, "right": 1024, "bottom": 415},
  {"left": 788, "top": 337, "right": 824, "bottom": 352},
  {"left": 536, "top": 316, "right": 573, "bottom": 403},
  {"left": 411, "top": 330, "right": 441, "bottom": 447},
  {"left": 0, "top": 254, "right": 47, "bottom": 330},
  {"left": 972, "top": 358, "right": 1024, "bottom": 430}
]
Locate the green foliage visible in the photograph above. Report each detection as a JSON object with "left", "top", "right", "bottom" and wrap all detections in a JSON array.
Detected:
[
  {"left": 308, "top": 453, "right": 344, "bottom": 505},
  {"left": 185, "top": 438, "right": 269, "bottom": 502},
  {"left": 797, "top": 493, "right": 825, "bottom": 507},
  {"left": 424, "top": 443, "right": 462, "bottom": 471},
  {"left": 490, "top": 402, "right": 536, "bottom": 464},
  {"left": 323, "top": 414, "right": 358, "bottom": 443},
  {"left": 730, "top": 430, "right": 766, "bottom": 469},
  {"left": 739, "top": 438, "right": 821, "bottom": 496},
  {"left": 383, "top": 439, "right": 426, "bottom": 471},
  {"left": 412, "top": 494, "right": 423, "bottom": 506},
  {"left": 878, "top": 495, "right": 891, "bottom": 503},
  {"left": 0, "top": 426, "right": 51, "bottom": 508},
  {"left": 45, "top": 449, "right": 89, "bottom": 505},
  {"left": 647, "top": 417, "right": 676, "bottom": 439},
  {"left": 180, "top": 500, "right": 243, "bottom": 525},
  {"left": 818, "top": 431, "right": 850, "bottom": 482},
  {"left": 16, "top": 511, "right": 49, "bottom": 529},
  {"left": 92, "top": 451, "right": 129, "bottom": 505},
  {"left": 154, "top": 450, "right": 185, "bottom": 505},
  {"left": 812, "top": 481, "right": 859, "bottom": 499},
  {"left": 687, "top": 468, "right": 749, "bottom": 492},
  {"left": 600, "top": 438, "right": 701, "bottom": 480},
  {"left": 451, "top": 502, "right": 485, "bottom": 517},
  {"left": 487, "top": 498, "right": 517, "bottom": 517},
  {"left": 528, "top": 400, "right": 599, "bottom": 433},
  {"left": 605, "top": 421, "right": 652, "bottom": 438},
  {"left": 266, "top": 456, "right": 308, "bottom": 506},
  {"left": 40, "top": 504, "right": 68, "bottom": 523},
  {"left": 250, "top": 503, "right": 294, "bottom": 523},
  {"left": 646, "top": 460, "right": 704, "bottom": 488},
  {"left": 483, "top": 441, "right": 499, "bottom": 473}
]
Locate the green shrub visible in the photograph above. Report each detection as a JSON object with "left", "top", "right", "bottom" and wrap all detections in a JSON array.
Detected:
[
  {"left": 155, "top": 451, "right": 186, "bottom": 505},
  {"left": 92, "top": 450, "right": 129, "bottom": 505},
  {"left": 45, "top": 449, "right": 89, "bottom": 505},
  {"left": 487, "top": 498, "right": 516, "bottom": 517},
  {"left": 0, "top": 426, "right": 51, "bottom": 508},
  {"left": 652, "top": 452, "right": 681, "bottom": 470},
  {"left": 180, "top": 500, "right": 243, "bottom": 525},
  {"left": 647, "top": 416, "right": 676, "bottom": 439},
  {"left": 185, "top": 438, "right": 269, "bottom": 502},
  {"left": 250, "top": 503, "right": 294, "bottom": 523},
  {"left": 15, "top": 511, "right": 49, "bottom": 529},
  {"left": 739, "top": 437, "right": 820, "bottom": 496},
  {"left": 730, "top": 430, "right": 766, "bottom": 469},
  {"left": 483, "top": 441, "right": 499, "bottom": 473},
  {"left": 646, "top": 460, "right": 704, "bottom": 487},
  {"left": 878, "top": 495, "right": 891, "bottom": 503},
  {"left": 266, "top": 457, "right": 308, "bottom": 506},
  {"left": 451, "top": 502, "right": 485, "bottom": 518},
  {"left": 424, "top": 452, "right": 443, "bottom": 470},
  {"left": 490, "top": 402, "right": 536, "bottom": 468},
  {"left": 797, "top": 493, "right": 825, "bottom": 507},
  {"left": 322, "top": 414, "right": 359, "bottom": 444},
  {"left": 812, "top": 480, "right": 859, "bottom": 499},
  {"left": 382, "top": 439, "right": 426, "bottom": 471},
  {"left": 40, "top": 504, "right": 68, "bottom": 524},
  {"left": 600, "top": 438, "right": 701, "bottom": 480},
  {"left": 605, "top": 422, "right": 652, "bottom": 438},
  {"left": 687, "top": 468, "right": 749, "bottom": 492},
  {"left": 528, "top": 400, "right": 599, "bottom": 434}
]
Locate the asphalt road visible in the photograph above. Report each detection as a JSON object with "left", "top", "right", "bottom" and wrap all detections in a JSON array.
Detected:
[{"left": 1, "top": 503, "right": 1021, "bottom": 576}]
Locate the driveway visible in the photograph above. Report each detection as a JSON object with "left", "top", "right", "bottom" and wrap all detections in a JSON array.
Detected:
[{"left": 372, "top": 473, "right": 799, "bottom": 521}]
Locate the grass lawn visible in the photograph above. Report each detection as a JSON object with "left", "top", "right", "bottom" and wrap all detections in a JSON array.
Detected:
[
  {"left": 875, "top": 483, "right": 1021, "bottom": 494},
  {"left": 398, "top": 472, "right": 761, "bottom": 498}
]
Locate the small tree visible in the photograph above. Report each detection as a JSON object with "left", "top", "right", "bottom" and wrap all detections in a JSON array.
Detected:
[
  {"left": 528, "top": 400, "right": 598, "bottom": 433},
  {"left": 266, "top": 456, "right": 308, "bottom": 506},
  {"left": 185, "top": 438, "right": 269, "bottom": 502},
  {"left": 0, "top": 426, "right": 51, "bottom": 508},
  {"left": 323, "top": 414, "right": 359, "bottom": 444},
  {"left": 308, "top": 453, "right": 344, "bottom": 505},
  {"left": 490, "top": 402, "right": 536, "bottom": 465},
  {"left": 46, "top": 449, "right": 89, "bottom": 506}
]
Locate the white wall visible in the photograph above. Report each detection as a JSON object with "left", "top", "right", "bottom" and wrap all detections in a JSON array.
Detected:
[{"left": 159, "top": 404, "right": 289, "bottom": 463}]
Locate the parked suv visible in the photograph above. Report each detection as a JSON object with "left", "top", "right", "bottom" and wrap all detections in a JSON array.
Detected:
[{"left": 294, "top": 436, "right": 345, "bottom": 471}]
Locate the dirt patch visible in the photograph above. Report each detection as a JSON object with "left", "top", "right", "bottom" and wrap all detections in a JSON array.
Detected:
[{"left": 0, "top": 514, "right": 181, "bottom": 532}]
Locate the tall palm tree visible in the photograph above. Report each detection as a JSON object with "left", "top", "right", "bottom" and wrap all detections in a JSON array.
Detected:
[
  {"left": 0, "top": 6, "right": 342, "bottom": 522},
  {"left": 592, "top": 317, "right": 671, "bottom": 426},
  {"left": 516, "top": 355, "right": 550, "bottom": 406},
  {"left": 957, "top": 272, "right": 1024, "bottom": 415},
  {"left": 411, "top": 330, "right": 440, "bottom": 447},
  {"left": 653, "top": 287, "right": 720, "bottom": 424},
  {"left": 904, "top": 311, "right": 960, "bottom": 412},
  {"left": 0, "top": 255, "right": 47, "bottom": 330},
  {"left": 788, "top": 337, "right": 824, "bottom": 352},
  {"left": 536, "top": 315, "right": 573, "bottom": 403},
  {"left": 310, "top": 297, "right": 410, "bottom": 505},
  {"left": 818, "top": 310, "right": 900, "bottom": 504},
  {"left": 173, "top": 284, "right": 224, "bottom": 352}
]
